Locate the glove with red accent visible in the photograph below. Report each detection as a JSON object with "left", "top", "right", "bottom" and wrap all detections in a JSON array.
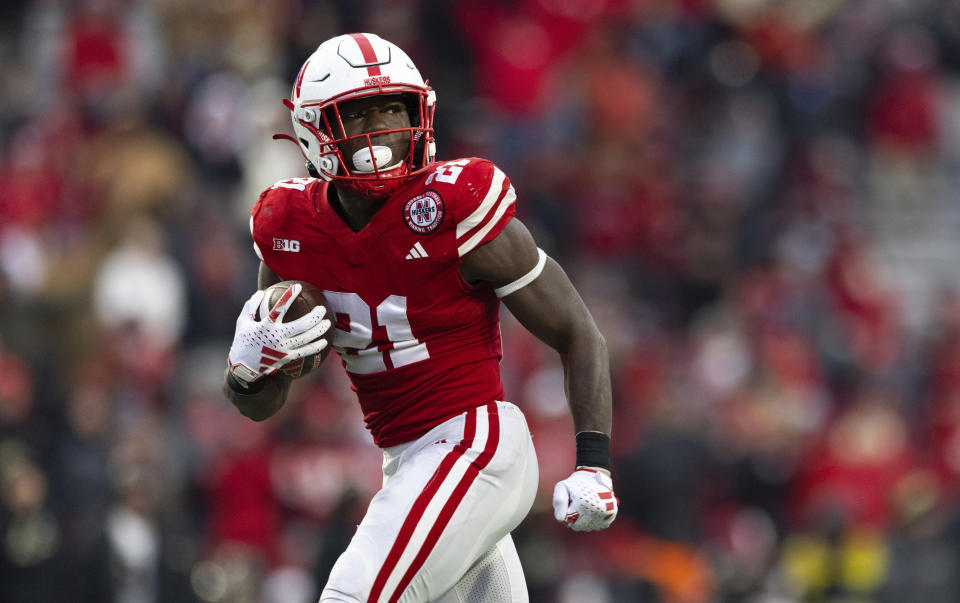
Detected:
[
  {"left": 552, "top": 468, "right": 618, "bottom": 532},
  {"left": 227, "top": 284, "right": 330, "bottom": 386}
]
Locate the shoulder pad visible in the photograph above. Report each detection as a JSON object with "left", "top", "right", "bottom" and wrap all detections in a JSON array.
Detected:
[
  {"left": 423, "top": 158, "right": 517, "bottom": 258},
  {"left": 251, "top": 177, "right": 318, "bottom": 261}
]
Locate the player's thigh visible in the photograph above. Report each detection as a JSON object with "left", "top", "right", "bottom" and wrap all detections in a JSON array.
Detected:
[
  {"left": 319, "top": 440, "right": 450, "bottom": 602},
  {"left": 395, "top": 402, "right": 538, "bottom": 601},
  {"left": 321, "top": 402, "right": 537, "bottom": 603}
]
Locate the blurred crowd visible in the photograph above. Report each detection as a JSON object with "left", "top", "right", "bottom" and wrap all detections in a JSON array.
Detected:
[{"left": 3, "top": 0, "right": 960, "bottom": 601}]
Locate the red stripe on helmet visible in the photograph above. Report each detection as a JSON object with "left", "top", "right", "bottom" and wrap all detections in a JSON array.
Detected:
[
  {"left": 294, "top": 59, "right": 310, "bottom": 99},
  {"left": 349, "top": 33, "right": 382, "bottom": 77}
]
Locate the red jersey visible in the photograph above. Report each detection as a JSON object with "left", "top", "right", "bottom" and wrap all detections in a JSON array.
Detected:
[{"left": 251, "top": 158, "right": 517, "bottom": 447}]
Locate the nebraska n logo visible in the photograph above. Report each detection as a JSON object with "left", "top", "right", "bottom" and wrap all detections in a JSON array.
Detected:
[
  {"left": 403, "top": 191, "right": 444, "bottom": 234},
  {"left": 405, "top": 242, "right": 428, "bottom": 260}
]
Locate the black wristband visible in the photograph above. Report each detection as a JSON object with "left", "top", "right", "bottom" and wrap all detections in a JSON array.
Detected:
[
  {"left": 226, "top": 371, "right": 266, "bottom": 395},
  {"left": 575, "top": 431, "right": 611, "bottom": 471}
]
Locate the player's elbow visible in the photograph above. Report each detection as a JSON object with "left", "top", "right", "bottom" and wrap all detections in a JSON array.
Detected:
[
  {"left": 231, "top": 397, "right": 280, "bottom": 421},
  {"left": 585, "top": 324, "right": 608, "bottom": 359},
  {"left": 560, "top": 318, "right": 607, "bottom": 358},
  {"left": 239, "top": 407, "right": 275, "bottom": 422},
  {"left": 223, "top": 382, "right": 284, "bottom": 422},
  {"left": 594, "top": 328, "right": 608, "bottom": 357}
]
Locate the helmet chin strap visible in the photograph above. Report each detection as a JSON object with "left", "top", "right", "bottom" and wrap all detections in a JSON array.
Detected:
[
  {"left": 272, "top": 132, "right": 299, "bottom": 145},
  {"left": 318, "top": 155, "right": 337, "bottom": 173},
  {"left": 346, "top": 162, "right": 409, "bottom": 199}
]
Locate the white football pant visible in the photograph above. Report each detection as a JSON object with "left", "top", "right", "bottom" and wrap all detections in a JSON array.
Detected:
[{"left": 319, "top": 401, "right": 538, "bottom": 603}]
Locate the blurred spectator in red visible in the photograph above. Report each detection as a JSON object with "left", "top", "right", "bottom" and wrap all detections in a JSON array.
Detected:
[
  {"left": 791, "top": 388, "right": 916, "bottom": 530},
  {"left": 824, "top": 238, "right": 902, "bottom": 373},
  {"left": 455, "top": 0, "right": 614, "bottom": 118},
  {"left": 867, "top": 25, "right": 940, "bottom": 156},
  {"left": 62, "top": 0, "right": 129, "bottom": 97}
]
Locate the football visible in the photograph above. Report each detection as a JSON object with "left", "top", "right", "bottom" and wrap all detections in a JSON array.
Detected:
[{"left": 257, "top": 280, "right": 335, "bottom": 378}]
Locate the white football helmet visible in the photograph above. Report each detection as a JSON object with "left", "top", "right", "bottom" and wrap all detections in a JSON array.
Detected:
[{"left": 275, "top": 33, "right": 437, "bottom": 199}]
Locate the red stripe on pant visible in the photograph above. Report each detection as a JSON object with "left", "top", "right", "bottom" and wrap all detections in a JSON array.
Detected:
[
  {"left": 367, "top": 408, "right": 479, "bottom": 603},
  {"left": 387, "top": 402, "right": 501, "bottom": 602}
]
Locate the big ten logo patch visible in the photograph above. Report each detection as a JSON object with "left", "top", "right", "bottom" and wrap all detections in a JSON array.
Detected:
[
  {"left": 403, "top": 191, "right": 445, "bottom": 234},
  {"left": 273, "top": 238, "right": 301, "bottom": 252}
]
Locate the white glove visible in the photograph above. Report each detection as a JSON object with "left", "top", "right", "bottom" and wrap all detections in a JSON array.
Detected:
[
  {"left": 553, "top": 468, "right": 618, "bottom": 532},
  {"left": 227, "top": 284, "right": 331, "bottom": 385}
]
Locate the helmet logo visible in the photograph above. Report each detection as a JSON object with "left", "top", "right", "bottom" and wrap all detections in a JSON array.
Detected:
[
  {"left": 294, "top": 59, "right": 310, "bottom": 99},
  {"left": 364, "top": 75, "right": 391, "bottom": 87},
  {"left": 403, "top": 191, "right": 444, "bottom": 234},
  {"left": 346, "top": 33, "right": 388, "bottom": 76}
]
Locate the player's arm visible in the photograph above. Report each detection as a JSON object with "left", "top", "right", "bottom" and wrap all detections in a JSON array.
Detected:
[
  {"left": 461, "top": 219, "right": 611, "bottom": 434},
  {"left": 221, "top": 262, "right": 328, "bottom": 421},
  {"left": 222, "top": 263, "right": 287, "bottom": 420},
  {"left": 460, "top": 218, "right": 617, "bottom": 532},
  {"left": 221, "top": 368, "right": 291, "bottom": 421}
]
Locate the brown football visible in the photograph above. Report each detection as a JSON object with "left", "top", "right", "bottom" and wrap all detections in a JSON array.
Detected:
[{"left": 257, "top": 280, "right": 335, "bottom": 379}]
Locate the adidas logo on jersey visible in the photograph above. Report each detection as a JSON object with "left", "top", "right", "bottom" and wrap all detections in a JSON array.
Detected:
[{"left": 405, "top": 242, "right": 429, "bottom": 260}]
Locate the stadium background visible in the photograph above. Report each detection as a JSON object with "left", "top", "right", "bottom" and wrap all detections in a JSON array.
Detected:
[{"left": 2, "top": 0, "right": 960, "bottom": 601}]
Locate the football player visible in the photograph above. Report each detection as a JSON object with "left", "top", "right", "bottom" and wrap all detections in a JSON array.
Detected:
[{"left": 222, "top": 33, "right": 617, "bottom": 603}]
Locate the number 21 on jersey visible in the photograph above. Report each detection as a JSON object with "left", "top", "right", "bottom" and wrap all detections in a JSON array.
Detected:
[
  {"left": 424, "top": 159, "right": 470, "bottom": 186},
  {"left": 323, "top": 292, "right": 429, "bottom": 374}
]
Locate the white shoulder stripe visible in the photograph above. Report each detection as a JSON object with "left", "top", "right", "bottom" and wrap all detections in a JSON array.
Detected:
[
  {"left": 456, "top": 185, "right": 516, "bottom": 257},
  {"left": 494, "top": 248, "right": 547, "bottom": 298},
  {"left": 250, "top": 215, "right": 264, "bottom": 261},
  {"left": 456, "top": 168, "right": 507, "bottom": 239}
]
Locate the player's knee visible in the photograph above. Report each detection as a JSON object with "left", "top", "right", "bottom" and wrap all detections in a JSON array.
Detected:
[
  {"left": 452, "top": 537, "right": 529, "bottom": 603},
  {"left": 320, "top": 567, "right": 372, "bottom": 603},
  {"left": 320, "top": 532, "right": 380, "bottom": 602}
]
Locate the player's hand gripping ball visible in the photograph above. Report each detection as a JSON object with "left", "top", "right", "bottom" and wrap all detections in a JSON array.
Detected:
[
  {"left": 228, "top": 281, "right": 334, "bottom": 384},
  {"left": 256, "top": 281, "right": 335, "bottom": 378}
]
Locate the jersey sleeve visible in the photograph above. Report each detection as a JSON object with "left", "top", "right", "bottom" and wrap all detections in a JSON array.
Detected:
[
  {"left": 449, "top": 159, "right": 517, "bottom": 258},
  {"left": 250, "top": 189, "right": 270, "bottom": 265},
  {"left": 250, "top": 187, "right": 280, "bottom": 275},
  {"left": 249, "top": 214, "right": 265, "bottom": 261},
  {"left": 250, "top": 178, "right": 316, "bottom": 278}
]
